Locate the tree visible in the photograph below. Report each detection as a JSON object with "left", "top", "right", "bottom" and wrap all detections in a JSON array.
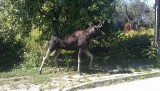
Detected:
[
  {"left": 113, "top": 0, "right": 154, "bottom": 30},
  {"left": 0, "top": 0, "right": 114, "bottom": 39},
  {"left": 0, "top": 0, "right": 115, "bottom": 70}
]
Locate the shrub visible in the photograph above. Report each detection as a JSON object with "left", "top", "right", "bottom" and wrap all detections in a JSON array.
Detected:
[
  {"left": 19, "top": 29, "right": 44, "bottom": 69},
  {"left": 0, "top": 29, "right": 24, "bottom": 71},
  {"left": 90, "top": 29, "right": 157, "bottom": 66}
]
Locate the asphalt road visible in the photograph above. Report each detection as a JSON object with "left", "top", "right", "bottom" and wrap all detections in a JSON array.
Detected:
[{"left": 81, "top": 77, "right": 160, "bottom": 91}]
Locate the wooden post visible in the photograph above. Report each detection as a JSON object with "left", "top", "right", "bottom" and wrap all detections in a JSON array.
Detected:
[{"left": 155, "top": 0, "right": 160, "bottom": 59}]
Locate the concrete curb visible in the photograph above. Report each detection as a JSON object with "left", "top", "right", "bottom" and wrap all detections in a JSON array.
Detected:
[{"left": 64, "top": 70, "right": 160, "bottom": 91}]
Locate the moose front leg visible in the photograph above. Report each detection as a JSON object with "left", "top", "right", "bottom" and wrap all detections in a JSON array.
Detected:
[
  {"left": 39, "top": 48, "right": 51, "bottom": 75},
  {"left": 77, "top": 49, "right": 82, "bottom": 74}
]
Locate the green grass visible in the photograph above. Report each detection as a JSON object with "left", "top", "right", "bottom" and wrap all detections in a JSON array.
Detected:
[
  {"left": 0, "top": 67, "right": 76, "bottom": 85},
  {"left": 31, "top": 75, "right": 52, "bottom": 84},
  {"left": 0, "top": 64, "right": 159, "bottom": 90},
  {"left": 0, "top": 68, "right": 38, "bottom": 78}
]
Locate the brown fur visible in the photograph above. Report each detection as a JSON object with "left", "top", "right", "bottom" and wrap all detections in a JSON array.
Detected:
[
  {"left": 123, "top": 21, "right": 132, "bottom": 32},
  {"left": 39, "top": 22, "right": 105, "bottom": 74}
]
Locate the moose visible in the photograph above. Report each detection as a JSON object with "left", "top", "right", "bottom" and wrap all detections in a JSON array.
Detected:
[
  {"left": 123, "top": 19, "right": 132, "bottom": 32},
  {"left": 39, "top": 22, "right": 105, "bottom": 74}
]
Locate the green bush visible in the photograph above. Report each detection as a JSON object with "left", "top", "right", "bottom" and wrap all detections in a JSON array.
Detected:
[
  {"left": 90, "top": 29, "right": 157, "bottom": 66},
  {"left": 0, "top": 29, "right": 24, "bottom": 71},
  {"left": 18, "top": 29, "right": 44, "bottom": 69}
]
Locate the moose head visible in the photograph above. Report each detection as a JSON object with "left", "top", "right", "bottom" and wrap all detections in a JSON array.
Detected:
[{"left": 86, "top": 21, "right": 105, "bottom": 37}]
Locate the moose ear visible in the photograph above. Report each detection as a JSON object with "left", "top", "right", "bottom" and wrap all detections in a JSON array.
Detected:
[{"left": 88, "top": 22, "right": 94, "bottom": 27}]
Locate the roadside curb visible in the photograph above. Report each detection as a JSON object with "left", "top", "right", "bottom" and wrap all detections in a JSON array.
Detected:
[{"left": 64, "top": 70, "right": 160, "bottom": 91}]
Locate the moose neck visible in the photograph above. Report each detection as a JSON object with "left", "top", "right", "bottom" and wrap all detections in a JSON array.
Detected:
[{"left": 85, "top": 27, "right": 96, "bottom": 40}]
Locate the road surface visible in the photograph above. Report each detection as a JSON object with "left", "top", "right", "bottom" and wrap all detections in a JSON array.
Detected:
[{"left": 81, "top": 77, "right": 160, "bottom": 91}]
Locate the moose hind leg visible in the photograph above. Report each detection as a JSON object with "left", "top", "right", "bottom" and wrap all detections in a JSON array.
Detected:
[
  {"left": 39, "top": 48, "right": 51, "bottom": 75},
  {"left": 83, "top": 49, "right": 93, "bottom": 68},
  {"left": 52, "top": 49, "right": 62, "bottom": 71}
]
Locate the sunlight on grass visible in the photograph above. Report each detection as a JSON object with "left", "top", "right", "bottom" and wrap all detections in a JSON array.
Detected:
[
  {"left": 31, "top": 75, "right": 52, "bottom": 84},
  {"left": 0, "top": 68, "right": 38, "bottom": 78}
]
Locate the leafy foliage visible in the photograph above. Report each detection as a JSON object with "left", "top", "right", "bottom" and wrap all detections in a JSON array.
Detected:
[
  {"left": 0, "top": 0, "right": 157, "bottom": 71},
  {"left": 0, "top": 29, "right": 24, "bottom": 71},
  {"left": 90, "top": 29, "right": 157, "bottom": 66},
  {"left": 113, "top": 0, "right": 154, "bottom": 30},
  {"left": 0, "top": 0, "right": 114, "bottom": 70},
  {"left": 0, "top": 0, "right": 114, "bottom": 38}
]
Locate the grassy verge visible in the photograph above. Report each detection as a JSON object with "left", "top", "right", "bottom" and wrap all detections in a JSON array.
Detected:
[
  {"left": 0, "top": 64, "right": 159, "bottom": 90},
  {"left": 0, "top": 63, "right": 158, "bottom": 82},
  {"left": 0, "top": 67, "right": 76, "bottom": 85}
]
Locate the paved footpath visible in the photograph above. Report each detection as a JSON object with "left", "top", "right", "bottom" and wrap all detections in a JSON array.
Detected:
[{"left": 81, "top": 77, "right": 160, "bottom": 91}]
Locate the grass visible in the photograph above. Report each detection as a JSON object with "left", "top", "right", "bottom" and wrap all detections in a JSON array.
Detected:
[
  {"left": 0, "top": 63, "right": 158, "bottom": 79},
  {"left": 0, "top": 63, "right": 159, "bottom": 90},
  {"left": 0, "top": 68, "right": 38, "bottom": 78},
  {"left": 31, "top": 75, "right": 52, "bottom": 84},
  {"left": 0, "top": 67, "right": 71, "bottom": 90},
  {"left": 0, "top": 67, "right": 76, "bottom": 85}
]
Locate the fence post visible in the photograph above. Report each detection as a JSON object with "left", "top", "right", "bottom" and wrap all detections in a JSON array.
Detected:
[{"left": 155, "top": 0, "right": 160, "bottom": 59}]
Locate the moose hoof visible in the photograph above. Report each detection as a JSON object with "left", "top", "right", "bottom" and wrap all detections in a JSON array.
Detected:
[
  {"left": 77, "top": 71, "right": 82, "bottom": 75},
  {"left": 58, "top": 68, "right": 61, "bottom": 72},
  {"left": 88, "top": 64, "right": 92, "bottom": 68},
  {"left": 39, "top": 70, "right": 42, "bottom": 75},
  {"left": 78, "top": 72, "right": 82, "bottom": 76}
]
